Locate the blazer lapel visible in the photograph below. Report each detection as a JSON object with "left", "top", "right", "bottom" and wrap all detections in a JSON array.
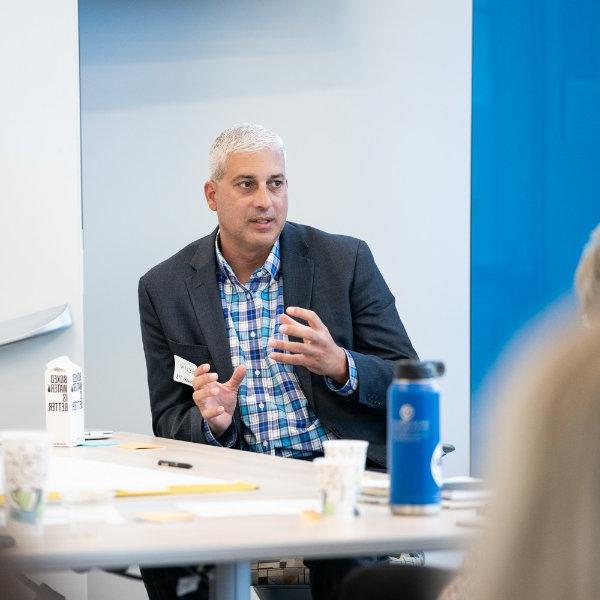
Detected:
[
  {"left": 185, "top": 229, "right": 234, "bottom": 383},
  {"left": 280, "top": 223, "right": 315, "bottom": 403}
]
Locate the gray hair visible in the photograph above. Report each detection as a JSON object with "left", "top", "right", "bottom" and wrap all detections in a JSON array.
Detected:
[
  {"left": 575, "top": 223, "right": 600, "bottom": 323},
  {"left": 208, "top": 123, "right": 286, "bottom": 181}
]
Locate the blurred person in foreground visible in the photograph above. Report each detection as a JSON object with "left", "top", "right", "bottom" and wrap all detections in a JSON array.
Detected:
[
  {"left": 437, "top": 225, "right": 600, "bottom": 600},
  {"left": 455, "top": 320, "right": 600, "bottom": 600},
  {"left": 575, "top": 223, "right": 600, "bottom": 325}
]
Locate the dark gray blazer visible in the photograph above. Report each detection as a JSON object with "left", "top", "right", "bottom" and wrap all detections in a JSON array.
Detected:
[{"left": 138, "top": 222, "right": 417, "bottom": 466}]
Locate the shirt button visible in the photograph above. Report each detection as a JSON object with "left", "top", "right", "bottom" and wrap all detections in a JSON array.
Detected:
[
  {"left": 262, "top": 440, "right": 268, "bottom": 447},
  {"left": 246, "top": 293, "right": 251, "bottom": 300},
  {"left": 254, "top": 369, "right": 260, "bottom": 376},
  {"left": 258, "top": 402, "right": 264, "bottom": 409},
  {"left": 250, "top": 331, "right": 256, "bottom": 338}
]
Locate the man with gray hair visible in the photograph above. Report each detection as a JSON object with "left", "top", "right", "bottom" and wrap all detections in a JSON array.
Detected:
[{"left": 138, "top": 123, "right": 417, "bottom": 599}]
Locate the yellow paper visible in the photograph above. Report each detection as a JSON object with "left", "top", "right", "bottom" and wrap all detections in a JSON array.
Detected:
[
  {"left": 1, "top": 484, "right": 256, "bottom": 505},
  {"left": 301, "top": 509, "right": 322, "bottom": 521},
  {"left": 118, "top": 443, "right": 165, "bottom": 450},
  {"left": 115, "top": 482, "right": 257, "bottom": 497},
  {"left": 135, "top": 511, "right": 197, "bottom": 523}
]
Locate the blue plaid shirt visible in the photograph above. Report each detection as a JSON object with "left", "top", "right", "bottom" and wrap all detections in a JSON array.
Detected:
[{"left": 202, "top": 235, "right": 358, "bottom": 458}]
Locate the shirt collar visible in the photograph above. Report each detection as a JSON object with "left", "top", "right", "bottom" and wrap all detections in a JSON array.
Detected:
[{"left": 215, "top": 231, "right": 280, "bottom": 284}]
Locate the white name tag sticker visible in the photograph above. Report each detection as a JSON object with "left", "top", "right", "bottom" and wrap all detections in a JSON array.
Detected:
[{"left": 173, "top": 355, "right": 197, "bottom": 387}]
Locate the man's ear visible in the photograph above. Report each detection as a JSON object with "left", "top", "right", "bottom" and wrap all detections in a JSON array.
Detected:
[{"left": 204, "top": 180, "right": 217, "bottom": 211}]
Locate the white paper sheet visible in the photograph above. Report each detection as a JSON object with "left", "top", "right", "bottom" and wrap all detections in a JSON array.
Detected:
[
  {"left": 0, "top": 504, "right": 124, "bottom": 526},
  {"left": 361, "top": 475, "right": 389, "bottom": 490},
  {"left": 176, "top": 498, "right": 321, "bottom": 518},
  {"left": 0, "top": 455, "right": 237, "bottom": 494}
]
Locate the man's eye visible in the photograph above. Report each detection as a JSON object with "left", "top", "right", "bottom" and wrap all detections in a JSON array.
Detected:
[
  {"left": 238, "top": 181, "right": 254, "bottom": 189},
  {"left": 269, "top": 180, "right": 284, "bottom": 188}
]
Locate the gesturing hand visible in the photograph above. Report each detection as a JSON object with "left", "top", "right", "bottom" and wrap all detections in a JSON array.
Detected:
[
  {"left": 267, "top": 306, "right": 349, "bottom": 385},
  {"left": 192, "top": 364, "right": 247, "bottom": 438}
]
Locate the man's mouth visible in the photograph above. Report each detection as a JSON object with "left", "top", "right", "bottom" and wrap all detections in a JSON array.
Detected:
[{"left": 250, "top": 218, "right": 274, "bottom": 225}]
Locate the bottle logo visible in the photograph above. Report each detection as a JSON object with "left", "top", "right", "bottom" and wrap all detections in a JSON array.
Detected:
[{"left": 400, "top": 403, "right": 415, "bottom": 421}]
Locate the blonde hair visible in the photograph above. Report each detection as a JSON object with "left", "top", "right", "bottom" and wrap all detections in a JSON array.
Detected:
[
  {"left": 208, "top": 123, "right": 285, "bottom": 181},
  {"left": 575, "top": 224, "right": 600, "bottom": 323},
  {"left": 471, "top": 322, "right": 600, "bottom": 600}
]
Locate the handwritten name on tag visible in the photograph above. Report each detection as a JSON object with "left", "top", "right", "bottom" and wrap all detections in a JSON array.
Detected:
[{"left": 173, "top": 355, "right": 197, "bottom": 387}]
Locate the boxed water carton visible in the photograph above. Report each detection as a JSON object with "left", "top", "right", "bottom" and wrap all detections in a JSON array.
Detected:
[{"left": 45, "top": 356, "right": 84, "bottom": 447}]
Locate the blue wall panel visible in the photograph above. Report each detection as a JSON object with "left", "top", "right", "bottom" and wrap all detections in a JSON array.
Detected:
[{"left": 471, "top": 0, "right": 600, "bottom": 472}]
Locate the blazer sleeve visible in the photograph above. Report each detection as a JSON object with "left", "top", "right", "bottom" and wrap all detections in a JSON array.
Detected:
[
  {"left": 348, "top": 240, "right": 418, "bottom": 410},
  {"left": 138, "top": 275, "right": 209, "bottom": 443}
]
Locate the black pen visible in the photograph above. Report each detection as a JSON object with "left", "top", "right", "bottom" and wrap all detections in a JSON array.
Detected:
[{"left": 158, "top": 459, "right": 193, "bottom": 469}]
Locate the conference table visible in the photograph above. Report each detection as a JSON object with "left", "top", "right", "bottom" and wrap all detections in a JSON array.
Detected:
[{"left": 3, "top": 432, "right": 474, "bottom": 600}]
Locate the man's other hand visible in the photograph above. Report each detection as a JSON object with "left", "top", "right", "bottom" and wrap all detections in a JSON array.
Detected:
[
  {"left": 267, "top": 306, "right": 349, "bottom": 385},
  {"left": 192, "top": 364, "right": 246, "bottom": 438}
]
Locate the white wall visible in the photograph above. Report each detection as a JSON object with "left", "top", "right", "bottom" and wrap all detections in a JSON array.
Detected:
[
  {"left": 80, "top": 0, "right": 471, "bottom": 476},
  {"left": 0, "top": 0, "right": 84, "bottom": 426},
  {"left": 0, "top": 1, "right": 86, "bottom": 597}
]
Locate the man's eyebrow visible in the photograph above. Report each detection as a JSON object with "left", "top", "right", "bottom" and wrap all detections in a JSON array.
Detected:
[
  {"left": 268, "top": 173, "right": 286, "bottom": 180},
  {"left": 232, "top": 174, "right": 257, "bottom": 182}
]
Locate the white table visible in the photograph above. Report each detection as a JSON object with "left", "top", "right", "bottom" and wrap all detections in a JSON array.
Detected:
[{"left": 3, "top": 432, "right": 473, "bottom": 600}]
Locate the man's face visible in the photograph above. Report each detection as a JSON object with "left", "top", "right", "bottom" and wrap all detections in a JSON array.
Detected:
[{"left": 205, "top": 148, "right": 288, "bottom": 256}]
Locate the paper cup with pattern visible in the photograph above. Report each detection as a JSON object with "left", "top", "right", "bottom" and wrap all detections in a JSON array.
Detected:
[
  {"left": 313, "top": 457, "right": 357, "bottom": 518},
  {"left": 322, "top": 439, "right": 369, "bottom": 496},
  {"left": 1, "top": 430, "right": 52, "bottom": 533}
]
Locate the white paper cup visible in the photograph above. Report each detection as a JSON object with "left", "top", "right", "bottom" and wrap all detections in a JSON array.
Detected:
[
  {"left": 313, "top": 457, "right": 357, "bottom": 518},
  {"left": 1, "top": 430, "right": 52, "bottom": 533},
  {"left": 322, "top": 439, "right": 369, "bottom": 495}
]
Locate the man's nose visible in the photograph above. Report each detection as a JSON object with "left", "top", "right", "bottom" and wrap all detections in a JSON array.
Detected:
[{"left": 252, "top": 184, "right": 272, "bottom": 209}]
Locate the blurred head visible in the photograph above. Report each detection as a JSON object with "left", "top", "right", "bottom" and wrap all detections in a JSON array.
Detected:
[
  {"left": 473, "top": 322, "right": 600, "bottom": 600},
  {"left": 204, "top": 123, "right": 288, "bottom": 258},
  {"left": 575, "top": 224, "right": 600, "bottom": 324}
]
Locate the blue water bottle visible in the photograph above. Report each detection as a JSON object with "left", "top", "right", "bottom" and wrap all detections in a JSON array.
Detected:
[{"left": 388, "top": 360, "right": 445, "bottom": 515}]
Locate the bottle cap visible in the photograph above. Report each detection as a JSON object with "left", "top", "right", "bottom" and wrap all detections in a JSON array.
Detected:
[{"left": 394, "top": 360, "right": 445, "bottom": 380}]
